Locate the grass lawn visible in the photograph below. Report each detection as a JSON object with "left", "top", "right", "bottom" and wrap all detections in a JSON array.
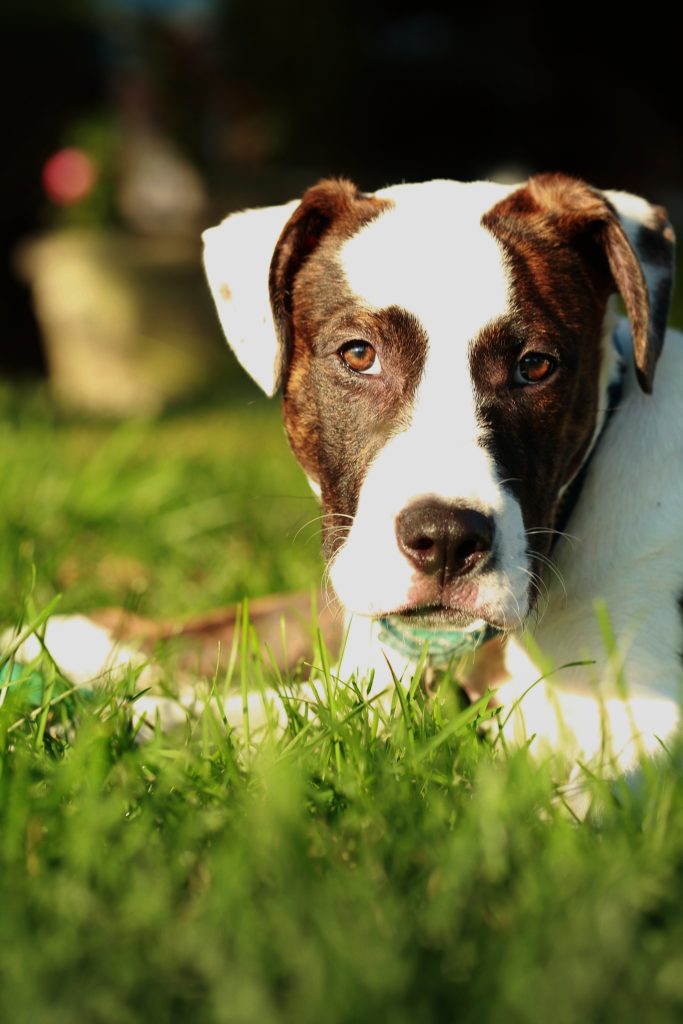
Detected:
[{"left": 2, "top": 372, "right": 683, "bottom": 1024}]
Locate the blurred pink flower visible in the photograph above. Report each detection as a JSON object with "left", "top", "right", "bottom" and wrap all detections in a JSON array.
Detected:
[{"left": 42, "top": 148, "right": 97, "bottom": 206}]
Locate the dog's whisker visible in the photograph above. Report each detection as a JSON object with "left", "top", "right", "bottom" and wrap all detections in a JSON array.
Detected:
[
  {"left": 318, "top": 567, "right": 345, "bottom": 627},
  {"left": 525, "top": 526, "right": 578, "bottom": 546},
  {"left": 509, "top": 582, "right": 522, "bottom": 629},
  {"left": 527, "top": 548, "right": 568, "bottom": 604},
  {"left": 292, "top": 515, "right": 326, "bottom": 543},
  {"left": 292, "top": 511, "right": 356, "bottom": 544},
  {"left": 518, "top": 566, "right": 549, "bottom": 627},
  {"left": 521, "top": 564, "right": 550, "bottom": 602}
]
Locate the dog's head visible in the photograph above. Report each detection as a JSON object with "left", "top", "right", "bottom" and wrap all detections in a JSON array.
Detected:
[{"left": 203, "top": 175, "right": 675, "bottom": 630}]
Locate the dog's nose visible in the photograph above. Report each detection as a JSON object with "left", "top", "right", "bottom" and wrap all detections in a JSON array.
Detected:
[{"left": 396, "top": 501, "right": 494, "bottom": 579}]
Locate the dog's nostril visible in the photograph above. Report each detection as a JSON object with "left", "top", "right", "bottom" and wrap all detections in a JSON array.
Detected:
[
  {"left": 410, "top": 535, "right": 435, "bottom": 552},
  {"left": 396, "top": 501, "right": 494, "bottom": 579},
  {"left": 456, "top": 537, "right": 484, "bottom": 561}
]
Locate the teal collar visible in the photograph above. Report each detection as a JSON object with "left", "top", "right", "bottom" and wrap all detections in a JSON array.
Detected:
[{"left": 377, "top": 616, "right": 500, "bottom": 668}]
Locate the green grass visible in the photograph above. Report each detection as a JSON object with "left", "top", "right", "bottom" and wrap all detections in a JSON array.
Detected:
[
  {"left": 0, "top": 379, "right": 321, "bottom": 620},
  {"left": 3, "top": 379, "right": 683, "bottom": 1023}
]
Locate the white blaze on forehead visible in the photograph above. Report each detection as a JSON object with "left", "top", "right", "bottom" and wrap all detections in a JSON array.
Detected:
[
  {"left": 330, "top": 180, "right": 529, "bottom": 624},
  {"left": 339, "top": 179, "right": 515, "bottom": 468},
  {"left": 338, "top": 178, "right": 516, "bottom": 487},
  {"left": 340, "top": 179, "right": 514, "bottom": 343}
]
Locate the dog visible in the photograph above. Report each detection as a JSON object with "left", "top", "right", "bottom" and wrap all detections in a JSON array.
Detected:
[{"left": 203, "top": 173, "right": 681, "bottom": 775}]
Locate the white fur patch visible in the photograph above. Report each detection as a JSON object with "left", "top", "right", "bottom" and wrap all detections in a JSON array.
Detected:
[{"left": 202, "top": 199, "right": 299, "bottom": 395}]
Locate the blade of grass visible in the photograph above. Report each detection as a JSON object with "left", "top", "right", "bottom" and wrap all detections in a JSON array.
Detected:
[
  {"left": 0, "top": 595, "right": 63, "bottom": 672},
  {"left": 318, "top": 628, "right": 341, "bottom": 776},
  {"left": 239, "top": 599, "right": 250, "bottom": 752},
  {"left": 414, "top": 689, "right": 496, "bottom": 761},
  {"left": 383, "top": 651, "right": 415, "bottom": 755}
]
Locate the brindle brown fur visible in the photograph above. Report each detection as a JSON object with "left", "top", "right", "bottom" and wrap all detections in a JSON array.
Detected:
[
  {"left": 478, "top": 174, "right": 654, "bottom": 569},
  {"left": 272, "top": 179, "right": 428, "bottom": 559},
  {"left": 636, "top": 218, "right": 676, "bottom": 350}
]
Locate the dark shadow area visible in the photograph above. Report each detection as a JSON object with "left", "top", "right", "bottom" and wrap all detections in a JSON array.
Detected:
[{"left": 2, "top": 0, "right": 681, "bottom": 389}]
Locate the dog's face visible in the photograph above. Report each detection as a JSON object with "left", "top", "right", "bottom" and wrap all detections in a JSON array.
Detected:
[{"left": 204, "top": 175, "right": 674, "bottom": 631}]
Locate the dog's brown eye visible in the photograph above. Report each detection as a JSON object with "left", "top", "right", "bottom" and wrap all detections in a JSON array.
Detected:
[
  {"left": 339, "top": 340, "right": 381, "bottom": 375},
  {"left": 515, "top": 352, "right": 557, "bottom": 384}
]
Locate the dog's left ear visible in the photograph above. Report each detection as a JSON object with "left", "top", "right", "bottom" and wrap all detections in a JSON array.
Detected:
[
  {"left": 601, "top": 188, "right": 676, "bottom": 389},
  {"left": 523, "top": 174, "right": 676, "bottom": 393}
]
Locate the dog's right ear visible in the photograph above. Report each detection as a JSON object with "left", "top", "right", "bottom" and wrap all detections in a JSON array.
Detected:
[
  {"left": 203, "top": 198, "right": 300, "bottom": 396},
  {"left": 203, "top": 179, "right": 387, "bottom": 396}
]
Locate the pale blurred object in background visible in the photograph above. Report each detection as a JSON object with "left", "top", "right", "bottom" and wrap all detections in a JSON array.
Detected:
[
  {"left": 16, "top": 230, "right": 222, "bottom": 417},
  {"left": 118, "top": 128, "right": 208, "bottom": 237}
]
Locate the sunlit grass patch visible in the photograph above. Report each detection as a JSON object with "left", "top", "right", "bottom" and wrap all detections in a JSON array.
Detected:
[{"left": 0, "top": 380, "right": 322, "bottom": 621}]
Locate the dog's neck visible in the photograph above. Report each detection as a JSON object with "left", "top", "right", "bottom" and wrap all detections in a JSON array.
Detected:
[{"left": 554, "top": 324, "right": 627, "bottom": 539}]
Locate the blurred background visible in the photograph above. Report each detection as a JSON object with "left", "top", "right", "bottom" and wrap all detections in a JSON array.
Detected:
[
  {"left": 2, "top": 0, "right": 681, "bottom": 409},
  {"left": 1, "top": 0, "right": 681, "bottom": 626}
]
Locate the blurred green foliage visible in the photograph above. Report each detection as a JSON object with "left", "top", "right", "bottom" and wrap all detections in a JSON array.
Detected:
[{"left": 0, "top": 379, "right": 321, "bottom": 620}]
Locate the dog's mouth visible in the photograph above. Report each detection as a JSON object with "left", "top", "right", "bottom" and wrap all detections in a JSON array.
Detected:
[{"left": 382, "top": 603, "right": 498, "bottom": 631}]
